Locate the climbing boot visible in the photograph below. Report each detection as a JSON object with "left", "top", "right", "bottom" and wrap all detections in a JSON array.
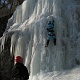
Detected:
[
  {"left": 45, "top": 40, "right": 49, "bottom": 47},
  {"left": 54, "top": 39, "right": 56, "bottom": 45}
]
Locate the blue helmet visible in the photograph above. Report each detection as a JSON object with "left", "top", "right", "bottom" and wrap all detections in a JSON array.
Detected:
[{"left": 48, "top": 21, "right": 51, "bottom": 24}]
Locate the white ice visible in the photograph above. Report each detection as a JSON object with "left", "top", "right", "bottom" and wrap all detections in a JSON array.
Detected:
[{"left": 0, "top": 0, "right": 80, "bottom": 80}]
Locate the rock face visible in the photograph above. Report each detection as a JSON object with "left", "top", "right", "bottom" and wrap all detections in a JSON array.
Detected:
[
  {"left": 0, "top": 14, "right": 14, "bottom": 80},
  {"left": 0, "top": 0, "right": 25, "bottom": 79},
  {"left": 0, "top": 38, "right": 14, "bottom": 80},
  {"left": 0, "top": 14, "right": 12, "bottom": 37}
]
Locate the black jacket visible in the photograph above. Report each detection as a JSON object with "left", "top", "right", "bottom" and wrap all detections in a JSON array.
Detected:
[{"left": 12, "top": 63, "right": 29, "bottom": 80}]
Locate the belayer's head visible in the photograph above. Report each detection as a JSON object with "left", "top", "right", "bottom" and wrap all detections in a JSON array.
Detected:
[{"left": 15, "top": 56, "right": 23, "bottom": 63}]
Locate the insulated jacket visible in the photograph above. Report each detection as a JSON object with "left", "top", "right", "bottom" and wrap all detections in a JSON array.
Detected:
[
  {"left": 12, "top": 63, "right": 29, "bottom": 80},
  {"left": 47, "top": 21, "right": 55, "bottom": 36},
  {"left": 47, "top": 21, "right": 54, "bottom": 32}
]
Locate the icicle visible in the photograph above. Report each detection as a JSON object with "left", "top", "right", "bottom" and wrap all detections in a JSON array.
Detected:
[
  {"left": 1, "top": 33, "right": 7, "bottom": 52},
  {"left": 0, "top": 37, "right": 2, "bottom": 53},
  {"left": 0, "top": 31, "right": 13, "bottom": 52},
  {"left": 10, "top": 32, "right": 19, "bottom": 56}
]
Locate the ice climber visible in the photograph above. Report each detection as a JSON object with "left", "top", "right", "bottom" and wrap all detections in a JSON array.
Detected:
[
  {"left": 11, "top": 56, "right": 29, "bottom": 80},
  {"left": 45, "top": 20, "right": 56, "bottom": 47}
]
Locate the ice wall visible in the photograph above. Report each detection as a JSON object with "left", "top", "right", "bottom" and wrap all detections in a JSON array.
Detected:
[{"left": 1, "top": 0, "right": 80, "bottom": 78}]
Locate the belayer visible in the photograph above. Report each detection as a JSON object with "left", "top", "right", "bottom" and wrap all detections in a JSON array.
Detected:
[
  {"left": 45, "top": 19, "right": 56, "bottom": 47},
  {"left": 11, "top": 56, "right": 29, "bottom": 80}
]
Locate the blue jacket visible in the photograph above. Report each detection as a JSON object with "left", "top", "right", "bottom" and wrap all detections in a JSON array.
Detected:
[
  {"left": 47, "top": 22, "right": 54, "bottom": 32},
  {"left": 47, "top": 22, "right": 55, "bottom": 36}
]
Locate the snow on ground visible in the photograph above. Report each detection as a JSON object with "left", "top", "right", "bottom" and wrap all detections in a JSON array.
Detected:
[{"left": 30, "top": 66, "right": 80, "bottom": 80}]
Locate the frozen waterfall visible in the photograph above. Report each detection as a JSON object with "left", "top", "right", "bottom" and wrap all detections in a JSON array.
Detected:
[{"left": 0, "top": 0, "right": 80, "bottom": 79}]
